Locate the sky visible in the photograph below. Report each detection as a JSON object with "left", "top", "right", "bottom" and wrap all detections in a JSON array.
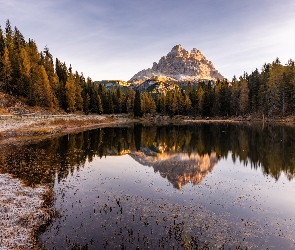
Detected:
[{"left": 0, "top": 0, "right": 295, "bottom": 81}]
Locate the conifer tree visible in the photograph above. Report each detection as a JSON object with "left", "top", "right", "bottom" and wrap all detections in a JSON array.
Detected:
[
  {"left": 248, "top": 69, "right": 260, "bottom": 114},
  {"left": 18, "top": 46, "right": 31, "bottom": 97},
  {"left": 141, "top": 92, "right": 149, "bottom": 114},
  {"left": 114, "top": 86, "right": 124, "bottom": 113},
  {"left": 9, "top": 27, "right": 26, "bottom": 95},
  {"left": 239, "top": 77, "right": 249, "bottom": 115},
  {"left": 258, "top": 63, "right": 271, "bottom": 117},
  {"left": 158, "top": 93, "right": 166, "bottom": 114},
  {"left": 134, "top": 90, "right": 142, "bottom": 117},
  {"left": 126, "top": 88, "right": 135, "bottom": 113},
  {"left": 213, "top": 80, "right": 221, "bottom": 115},
  {"left": 4, "top": 20, "right": 13, "bottom": 50},
  {"left": 56, "top": 58, "right": 68, "bottom": 109},
  {"left": 74, "top": 71, "right": 84, "bottom": 111},
  {"left": 141, "top": 92, "right": 156, "bottom": 114},
  {"left": 84, "top": 93, "right": 91, "bottom": 114},
  {"left": 40, "top": 65, "right": 55, "bottom": 108},
  {"left": 196, "top": 84, "right": 205, "bottom": 115},
  {"left": 0, "top": 47, "right": 12, "bottom": 91},
  {"left": 0, "top": 26, "right": 5, "bottom": 88},
  {"left": 220, "top": 80, "right": 231, "bottom": 116},
  {"left": 230, "top": 76, "right": 239, "bottom": 116},
  {"left": 184, "top": 94, "right": 192, "bottom": 115},
  {"left": 202, "top": 82, "right": 213, "bottom": 117},
  {"left": 267, "top": 59, "right": 283, "bottom": 118},
  {"left": 284, "top": 59, "right": 295, "bottom": 114},
  {"left": 97, "top": 94, "right": 103, "bottom": 114},
  {"left": 164, "top": 91, "right": 172, "bottom": 115},
  {"left": 65, "top": 73, "right": 76, "bottom": 112},
  {"left": 43, "top": 47, "right": 59, "bottom": 97},
  {"left": 0, "top": 26, "right": 4, "bottom": 57},
  {"left": 170, "top": 92, "right": 178, "bottom": 115}
]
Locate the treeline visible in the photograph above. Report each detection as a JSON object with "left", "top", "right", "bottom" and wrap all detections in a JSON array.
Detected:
[
  {"left": 0, "top": 20, "right": 114, "bottom": 114},
  {"left": 150, "top": 58, "right": 295, "bottom": 118},
  {"left": 1, "top": 20, "right": 295, "bottom": 117}
]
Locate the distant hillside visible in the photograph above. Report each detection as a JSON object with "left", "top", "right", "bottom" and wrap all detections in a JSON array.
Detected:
[{"left": 95, "top": 80, "right": 130, "bottom": 88}]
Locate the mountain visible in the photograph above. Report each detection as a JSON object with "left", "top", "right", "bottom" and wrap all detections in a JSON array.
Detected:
[{"left": 129, "top": 44, "right": 224, "bottom": 85}]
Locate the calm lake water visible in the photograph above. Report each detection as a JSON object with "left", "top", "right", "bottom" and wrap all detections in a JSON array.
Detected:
[{"left": 1, "top": 123, "right": 295, "bottom": 249}]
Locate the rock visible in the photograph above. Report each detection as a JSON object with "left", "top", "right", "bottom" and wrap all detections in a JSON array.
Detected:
[{"left": 129, "top": 44, "right": 224, "bottom": 84}]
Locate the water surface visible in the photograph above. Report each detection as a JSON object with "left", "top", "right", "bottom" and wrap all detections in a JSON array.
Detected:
[{"left": 1, "top": 124, "right": 295, "bottom": 249}]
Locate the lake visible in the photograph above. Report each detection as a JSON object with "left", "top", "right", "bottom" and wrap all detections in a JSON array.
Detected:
[{"left": 1, "top": 123, "right": 295, "bottom": 249}]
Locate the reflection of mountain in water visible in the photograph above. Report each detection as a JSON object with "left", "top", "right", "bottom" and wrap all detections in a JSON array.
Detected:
[{"left": 130, "top": 147, "right": 218, "bottom": 189}]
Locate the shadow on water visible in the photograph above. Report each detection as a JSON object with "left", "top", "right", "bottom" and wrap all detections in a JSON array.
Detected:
[{"left": 0, "top": 123, "right": 295, "bottom": 249}]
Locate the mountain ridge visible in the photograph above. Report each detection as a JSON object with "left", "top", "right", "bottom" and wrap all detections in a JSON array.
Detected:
[{"left": 129, "top": 44, "right": 224, "bottom": 84}]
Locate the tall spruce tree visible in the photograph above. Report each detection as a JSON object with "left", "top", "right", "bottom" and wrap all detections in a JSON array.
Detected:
[
  {"left": 267, "top": 58, "right": 283, "bottom": 119},
  {"left": 0, "top": 47, "right": 12, "bottom": 91},
  {"left": 0, "top": 26, "right": 4, "bottom": 57},
  {"left": 65, "top": 73, "right": 76, "bottom": 112},
  {"left": 134, "top": 90, "right": 142, "bottom": 117},
  {"left": 239, "top": 77, "right": 249, "bottom": 115}
]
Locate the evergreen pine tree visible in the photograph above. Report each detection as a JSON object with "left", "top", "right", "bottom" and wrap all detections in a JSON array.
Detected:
[
  {"left": 0, "top": 26, "right": 4, "bottom": 57},
  {"left": 267, "top": 59, "right": 283, "bottom": 119},
  {"left": 239, "top": 77, "right": 249, "bottom": 115},
  {"left": 65, "top": 73, "right": 76, "bottom": 112},
  {"left": 97, "top": 94, "right": 103, "bottom": 114},
  {"left": 134, "top": 90, "right": 142, "bottom": 117},
  {"left": 18, "top": 46, "right": 31, "bottom": 97},
  {"left": 0, "top": 47, "right": 12, "bottom": 91},
  {"left": 74, "top": 71, "right": 84, "bottom": 111},
  {"left": 126, "top": 88, "right": 135, "bottom": 113}
]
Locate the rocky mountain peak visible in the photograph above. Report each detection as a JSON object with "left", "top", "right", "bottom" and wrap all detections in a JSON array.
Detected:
[
  {"left": 129, "top": 44, "right": 223, "bottom": 84},
  {"left": 171, "top": 44, "right": 183, "bottom": 52}
]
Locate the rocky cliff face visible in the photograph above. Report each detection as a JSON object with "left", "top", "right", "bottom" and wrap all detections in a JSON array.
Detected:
[{"left": 129, "top": 45, "right": 224, "bottom": 84}]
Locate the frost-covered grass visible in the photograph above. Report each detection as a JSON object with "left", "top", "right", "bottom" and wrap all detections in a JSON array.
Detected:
[
  {"left": 0, "top": 115, "right": 111, "bottom": 136},
  {"left": 0, "top": 173, "right": 51, "bottom": 250}
]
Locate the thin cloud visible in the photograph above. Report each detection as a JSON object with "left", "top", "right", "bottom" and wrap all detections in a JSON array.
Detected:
[{"left": 0, "top": 0, "right": 294, "bottom": 81}]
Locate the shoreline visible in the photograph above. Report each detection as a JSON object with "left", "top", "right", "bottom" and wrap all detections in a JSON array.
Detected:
[
  {"left": 0, "top": 114, "right": 138, "bottom": 143},
  {"left": 1, "top": 114, "right": 295, "bottom": 142}
]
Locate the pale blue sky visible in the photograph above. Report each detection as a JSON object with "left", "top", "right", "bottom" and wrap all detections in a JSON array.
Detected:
[{"left": 1, "top": 0, "right": 294, "bottom": 81}]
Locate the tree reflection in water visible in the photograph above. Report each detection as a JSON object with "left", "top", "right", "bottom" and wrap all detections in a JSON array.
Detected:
[{"left": 0, "top": 123, "right": 294, "bottom": 188}]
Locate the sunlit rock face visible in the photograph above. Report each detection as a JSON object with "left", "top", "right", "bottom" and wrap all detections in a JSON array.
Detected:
[
  {"left": 130, "top": 148, "right": 219, "bottom": 189},
  {"left": 129, "top": 44, "right": 224, "bottom": 84}
]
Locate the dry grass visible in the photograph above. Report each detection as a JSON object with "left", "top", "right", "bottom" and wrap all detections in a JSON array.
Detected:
[
  {"left": 9, "top": 127, "right": 55, "bottom": 137},
  {"left": 0, "top": 115, "right": 130, "bottom": 140},
  {"left": 41, "top": 116, "right": 115, "bottom": 129},
  {"left": 3, "top": 116, "right": 114, "bottom": 138}
]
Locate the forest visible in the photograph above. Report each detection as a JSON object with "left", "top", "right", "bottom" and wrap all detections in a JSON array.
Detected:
[{"left": 1, "top": 20, "right": 295, "bottom": 118}]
